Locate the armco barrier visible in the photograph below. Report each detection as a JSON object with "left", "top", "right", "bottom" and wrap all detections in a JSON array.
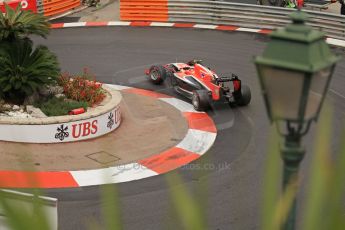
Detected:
[
  {"left": 0, "top": 0, "right": 81, "bottom": 17},
  {"left": 120, "top": 0, "right": 345, "bottom": 40}
]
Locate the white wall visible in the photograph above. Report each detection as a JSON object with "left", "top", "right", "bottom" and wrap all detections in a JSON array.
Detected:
[{"left": 0, "top": 190, "right": 58, "bottom": 230}]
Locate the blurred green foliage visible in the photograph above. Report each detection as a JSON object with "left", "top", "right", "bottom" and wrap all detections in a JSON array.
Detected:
[
  {"left": 0, "top": 189, "right": 51, "bottom": 230},
  {"left": 261, "top": 104, "right": 345, "bottom": 230}
]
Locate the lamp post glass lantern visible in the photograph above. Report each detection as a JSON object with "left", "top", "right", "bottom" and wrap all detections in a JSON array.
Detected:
[
  {"left": 257, "top": 65, "right": 334, "bottom": 123},
  {"left": 255, "top": 11, "right": 339, "bottom": 125},
  {"left": 255, "top": 10, "right": 339, "bottom": 230}
]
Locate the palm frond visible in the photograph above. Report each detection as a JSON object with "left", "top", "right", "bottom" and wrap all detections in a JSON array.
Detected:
[
  {"left": 0, "top": 39, "right": 60, "bottom": 102},
  {"left": 0, "top": 4, "right": 50, "bottom": 41}
]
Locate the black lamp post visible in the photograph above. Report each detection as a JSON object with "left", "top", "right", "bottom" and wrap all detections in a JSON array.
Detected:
[{"left": 254, "top": 10, "right": 339, "bottom": 230}]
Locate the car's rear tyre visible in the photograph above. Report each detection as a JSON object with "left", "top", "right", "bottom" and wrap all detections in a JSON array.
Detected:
[
  {"left": 149, "top": 65, "right": 167, "bottom": 84},
  {"left": 236, "top": 85, "right": 251, "bottom": 106},
  {"left": 192, "top": 90, "right": 210, "bottom": 111}
]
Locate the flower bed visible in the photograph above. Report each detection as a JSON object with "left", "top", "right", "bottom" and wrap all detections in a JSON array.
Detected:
[
  {"left": 28, "top": 69, "right": 107, "bottom": 117},
  {"left": 58, "top": 69, "right": 106, "bottom": 107}
]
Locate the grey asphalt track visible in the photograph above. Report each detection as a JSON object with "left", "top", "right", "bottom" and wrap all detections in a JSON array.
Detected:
[{"left": 30, "top": 27, "right": 345, "bottom": 230}]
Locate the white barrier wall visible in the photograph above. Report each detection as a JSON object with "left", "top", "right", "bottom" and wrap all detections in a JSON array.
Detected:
[
  {"left": 0, "top": 190, "right": 58, "bottom": 230},
  {"left": 0, "top": 105, "right": 121, "bottom": 143}
]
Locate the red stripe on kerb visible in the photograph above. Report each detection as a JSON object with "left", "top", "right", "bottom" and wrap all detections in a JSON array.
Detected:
[
  {"left": 130, "top": 22, "right": 151, "bottom": 27},
  {"left": 259, "top": 29, "right": 272, "bottom": 34},
  {"left": 139, "top": 147, "right": 199, "bottom": 174},
  {"left": 86, "top": 22, "right": 108, "bottom": 27},
  {"left": 123, "top": 88, "right": 172, "bottom": 98},
  {"left": 183, "top": 112, "right": 217, "bottom": 133},
  {"left": 173, "top": 23, "right": 195, "bottom": 28},
  {"left": 0, "top": 171, "right": 79, "bottom": 188},
  {"left": 51, "top": 23, "right": 64, "bottom": 29},
  {"left": 216, "top": 25, "right": 239, "bottom": 31}
]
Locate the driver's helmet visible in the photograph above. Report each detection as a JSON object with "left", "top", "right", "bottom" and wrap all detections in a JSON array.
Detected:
[{"left": 187, "top": 59, "right": 203, "bottom": 66}]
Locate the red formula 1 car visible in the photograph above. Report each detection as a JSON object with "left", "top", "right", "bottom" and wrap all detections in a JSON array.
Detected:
[{"left": 145, "top": 60, "right": 251, "bottom": 111}]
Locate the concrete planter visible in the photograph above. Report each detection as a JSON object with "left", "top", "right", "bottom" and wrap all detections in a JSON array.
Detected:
[{"left": 0, "top": 85, "right": 122, "bottom": 143}]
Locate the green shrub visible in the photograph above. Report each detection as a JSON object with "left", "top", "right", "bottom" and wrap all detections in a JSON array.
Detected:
[
  {"left": 0, "top": 39, "right": 60, "bottom": 104},
  {"left": 34, "top": 96, "right": 87, "bottom": 116}
]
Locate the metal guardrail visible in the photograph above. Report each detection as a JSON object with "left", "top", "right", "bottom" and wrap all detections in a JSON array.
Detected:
[
  {"left": 167, "top": 0, "right": 345, "bottom": 39},
  {"left": 120, "top": 0, "right": 345, "bottom": 40}
]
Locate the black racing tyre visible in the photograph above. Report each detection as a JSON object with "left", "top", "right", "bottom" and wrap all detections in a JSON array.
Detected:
[
  {"left": 236, "top": 85, "right": 251, "bottom": 106},
  {"left": 148, "top": 65, "right": 167, "bottom": 84},
  {"left": 192, "top": 90, "right": 210, "bottom": 111}
]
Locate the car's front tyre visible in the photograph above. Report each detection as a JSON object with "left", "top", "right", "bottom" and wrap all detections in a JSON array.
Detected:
[{"left": 149, "top": 65, "right": 167, "bottom": 84}]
